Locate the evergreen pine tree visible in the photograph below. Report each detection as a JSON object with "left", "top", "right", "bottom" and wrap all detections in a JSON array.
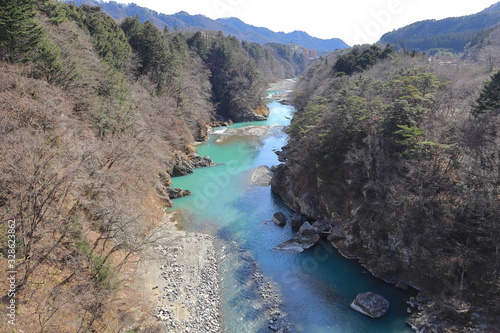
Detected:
[
  {"left": 473, "top": 70, "right": 500, "bottom": 117},
  {"left": 0, "top": 0, "right": 42, "bottom": 62}
]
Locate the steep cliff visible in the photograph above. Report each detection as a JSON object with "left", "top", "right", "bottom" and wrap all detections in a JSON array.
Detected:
[{"left": 272, "top": 46, "right": 500, "bottom": 331}]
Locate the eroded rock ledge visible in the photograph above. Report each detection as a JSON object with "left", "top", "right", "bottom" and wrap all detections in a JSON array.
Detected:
[{"left": 155, "top": 152, "right": 215, "bottom": 208}]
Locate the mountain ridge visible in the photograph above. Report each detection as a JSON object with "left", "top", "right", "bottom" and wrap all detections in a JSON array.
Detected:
[
  {"left": 379, "top": 1, "right": 500, "bottom": 53},
  {"left": 62, "top": 0, "right": 349, "bottom": 52}
]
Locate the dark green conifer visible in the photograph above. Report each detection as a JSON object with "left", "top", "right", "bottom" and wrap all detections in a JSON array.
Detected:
[
  {"left": 473, "top": 70, "right": 500, "bottom": 116},
  {"left": 0, "top": 0, "right": 42, "bottom": 62}
]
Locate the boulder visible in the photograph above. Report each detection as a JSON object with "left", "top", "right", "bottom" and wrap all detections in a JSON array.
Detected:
[
  {"left": 272, "top": 212, "right": 287, "bottom": 227},
  {"left": 298, "top": 221, "right": 317, "bottom": 236},
  {"left": 250, "top": 166, "right": 273, "bottom": 187},
  {"left": 275, "top": 222, "right": 320, "bottom": 252},
  {"left": 350, "top": 292, "right": 389, "bottom": 318},
  {"left": 289, "top": 213, "right": 305, "bottom": 229}
]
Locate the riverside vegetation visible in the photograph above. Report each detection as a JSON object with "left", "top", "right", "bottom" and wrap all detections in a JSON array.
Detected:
[
  {"left": 0, "top": 0, "right": 308, "bottom": 331},
  {"left": 272, "top": 43, "right": 499, "bottom": 331}
]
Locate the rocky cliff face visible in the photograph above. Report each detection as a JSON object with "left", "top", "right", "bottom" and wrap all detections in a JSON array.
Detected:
[
  {"left": 272, "top": 140, "right": 500, "bottom": 332},
  {"left": 271, "top": 156, "right": 485, "bottom": 332},
  {"left": 269, "top": 42, "right": 500, "bottom": 331}
]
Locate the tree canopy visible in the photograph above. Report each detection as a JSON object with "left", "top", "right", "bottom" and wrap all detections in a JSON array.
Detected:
[
  {"left": 0, "top": 0, "right": 42, "bottom": 62},
  {"left": 333, "top": 44, "right": 394, "bottom": 76},
  {"left": 473, "top": 70, "right": 500, "bottom": 116}
]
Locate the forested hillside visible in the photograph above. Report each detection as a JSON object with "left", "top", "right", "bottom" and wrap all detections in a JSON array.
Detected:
[
  {"left": 379, "top": 2, "right": 500, "bottom": 53},
  {"left": 0, "top": 0, "right": 304, "bottom": 331},
  {"left": 464, "top": 24, "right": 500, "bottom": 72},
  {"left": 272, "top": 45, "right": 500, "bottom": 331}
]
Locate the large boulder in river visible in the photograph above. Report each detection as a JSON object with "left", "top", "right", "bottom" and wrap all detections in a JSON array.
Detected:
[
  {"left": 250, "top": 166, "right": 273, "bottom": 187},
  {"left": 350, "top": 292, "right": 389, "bottom": 318},
  {"left": 272, "top": 212, "right": 287, "bottom": 226},
  {"left": 275, "top": 222, "right": 320, "bottom": 252}
]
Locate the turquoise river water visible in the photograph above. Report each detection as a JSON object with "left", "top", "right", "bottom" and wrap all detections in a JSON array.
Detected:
[{"left": 170, "top": 93, "right": 414, "bottom": 333}]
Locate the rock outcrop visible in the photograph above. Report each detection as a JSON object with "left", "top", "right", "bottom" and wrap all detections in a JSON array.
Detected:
[
  {"left": 270, "top": 164, "right": 322, "bottom": 219},
  {"left": 350, "top": 292, "right": 389, "bottom": 318},
  {"left": 275, "top": 222, "right": 320, "bottom": 252},
  {"left": 210, "top": 119, "right": 233, "bottom": 128},
  {"left": 251, "top": 104, "right": 270, "bottom": 119},
  {"left": 167, "top": 188, "right": 192, "bottom": 200},
  {"left": 157, "top": 153, "right": 212, "bottom": 207},
  {"left": 171, "top": 154, "right": 214, "bottom": 177},
  {"left": 232, "top": 106, "right": 269, "bottom": 122},
  {"left": 312, "top": 220, "right": 332, "bottom": 238},
  {"left": 195, "top": 121, "right": 210, "bottom": 141},
  {"left": 213, "top": 125, "right": 271, "bottom": 144}
]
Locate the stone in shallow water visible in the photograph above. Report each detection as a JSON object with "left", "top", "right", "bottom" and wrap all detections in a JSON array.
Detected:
[
  {"left": 350, "top": 292, "right": 389, "bottom": 318},
  {"left": 272, "top": 212, "right": 287, "bottom": 226},
  {"left": 274, "top": 222, "right": 320, "bottom": 252}
]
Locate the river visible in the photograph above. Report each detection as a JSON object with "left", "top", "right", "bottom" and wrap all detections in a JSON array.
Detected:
[{"left": 169, "top": 91, "right": 414, "bottom": 333}]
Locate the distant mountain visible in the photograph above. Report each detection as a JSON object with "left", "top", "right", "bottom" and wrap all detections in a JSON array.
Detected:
[
  {"left": 379, "top": 1, "right": 500, "bottom": 53},
  {"left": 62, "top": 0, "right": 349, "bottom": 52}
]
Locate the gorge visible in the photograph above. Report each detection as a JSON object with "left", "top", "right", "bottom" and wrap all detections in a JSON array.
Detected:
[
  {"left": 0, "top": 1, "right": 498, "bottom": 332},
  {"left": 168, "top": 88, "right": 415, "bottom": 332}
]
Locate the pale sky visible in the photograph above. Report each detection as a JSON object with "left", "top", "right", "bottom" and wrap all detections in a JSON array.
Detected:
[{"left": 117, "top": 0, "right": 500, "bottom": 46}]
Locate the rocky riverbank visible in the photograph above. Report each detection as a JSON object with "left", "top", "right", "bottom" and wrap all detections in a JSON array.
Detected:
[
  {"left": 266, "top": 79, "right": 296, "bottom": 105},
  {"left": 137, "top": 213, "right": 221, "bottom": 333},
  {"left": 267, "top": 78, "right": 297, "bottom": 92}
]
